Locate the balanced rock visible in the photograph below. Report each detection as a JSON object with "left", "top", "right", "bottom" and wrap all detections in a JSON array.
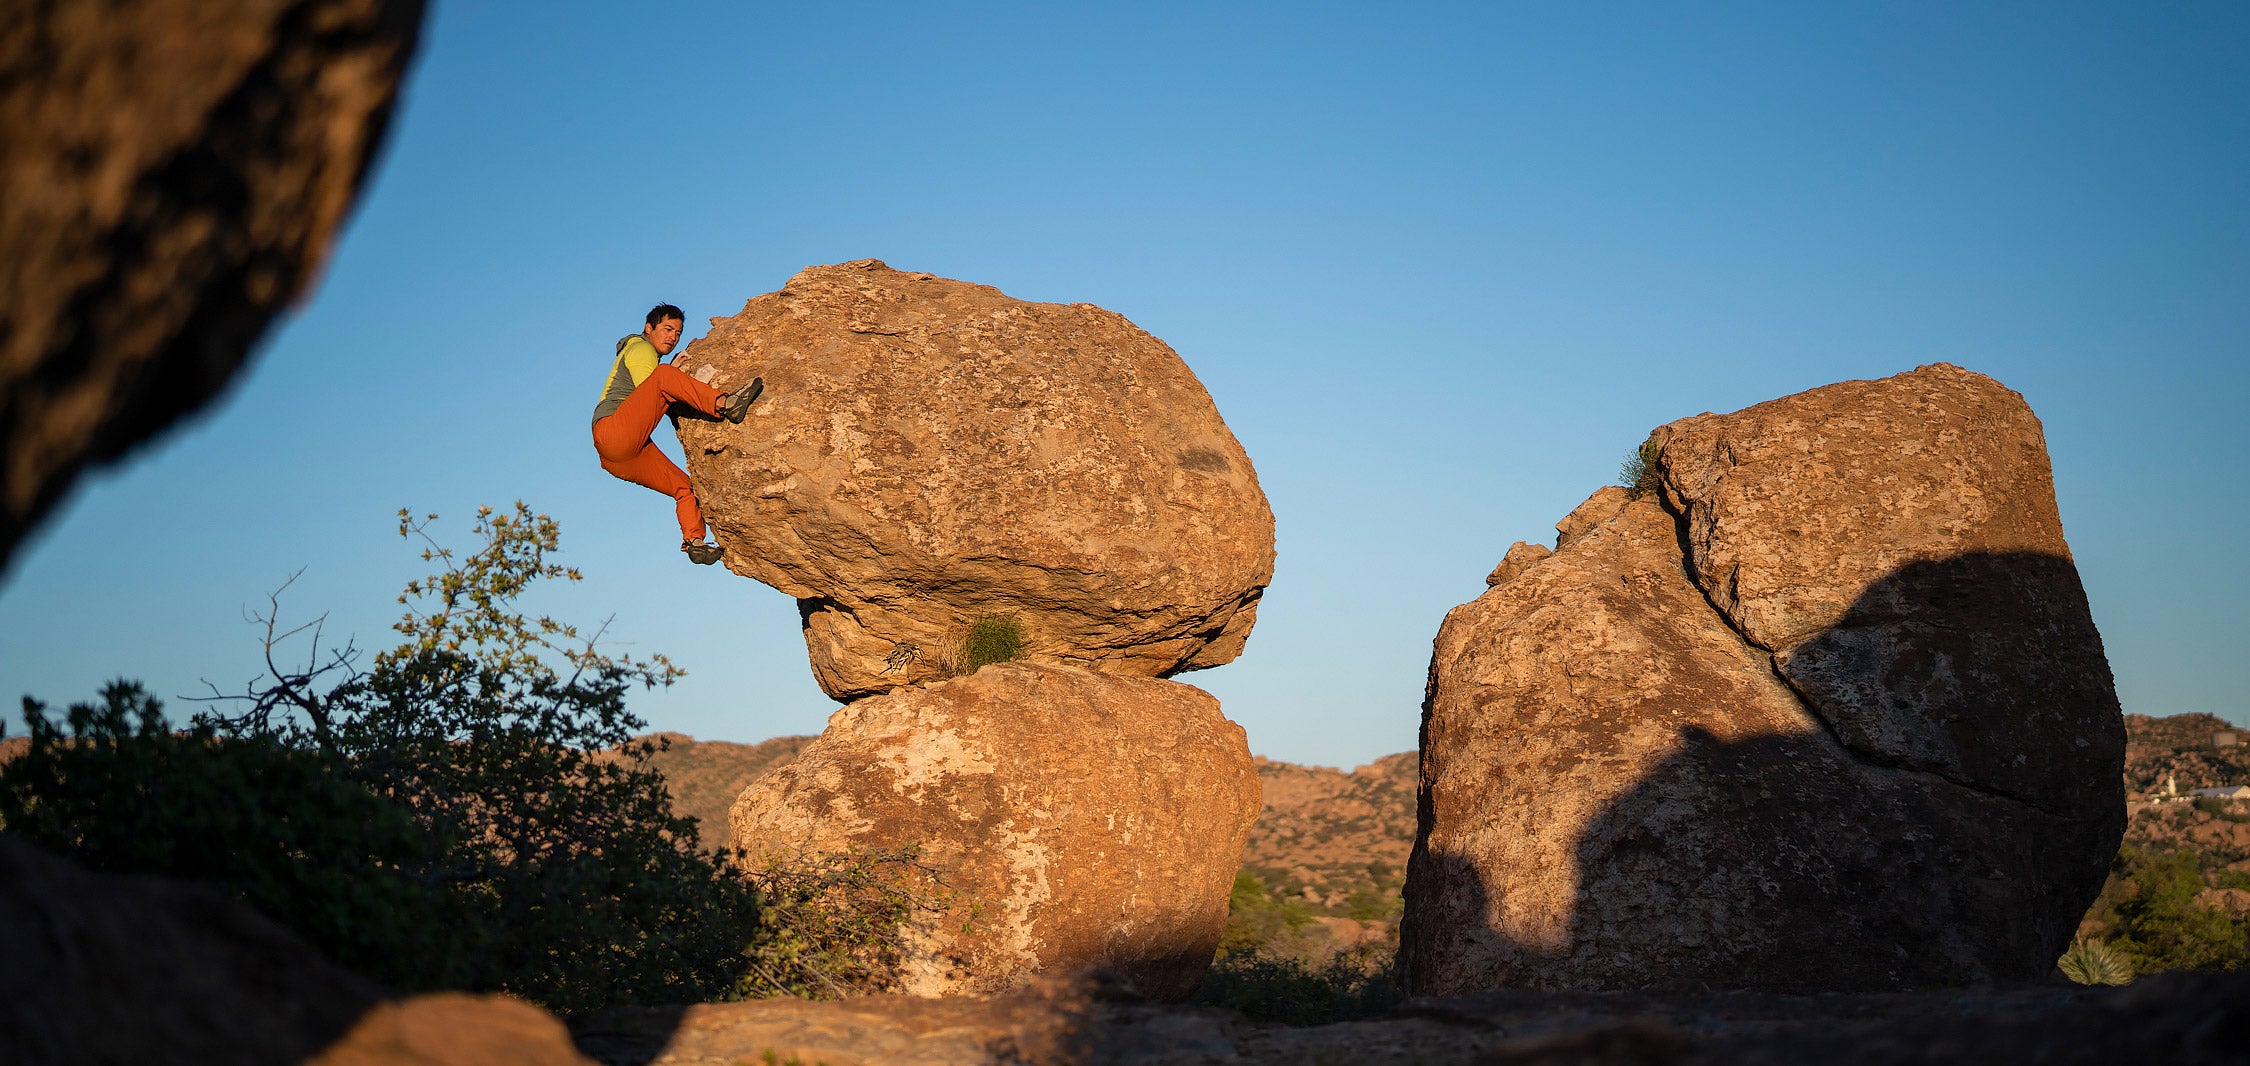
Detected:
[
  {"left": 729, "top": 663, "right": 1261, "bottom": 999},
  {"left": 675, "top": 261, "right": 1275, "bottom": 700},
  {"left": 0, "top": 0, "right": 425, "bottom": 572},
  {"left": 1402, "top": 365, "right": 2125, "bottom": 994}
]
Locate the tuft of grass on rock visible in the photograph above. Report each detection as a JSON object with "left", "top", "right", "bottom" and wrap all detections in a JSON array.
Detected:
[
  {"left": 1620, "top": 438, "right": 1664, "bottom": 499},
  {"left": 946, "top": 612, "right": 1026, "bottom": 676}
]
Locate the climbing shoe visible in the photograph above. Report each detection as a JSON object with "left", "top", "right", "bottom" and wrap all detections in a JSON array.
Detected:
[
  {"left": 682, "top": 541, "right": 724, "bottom": 565},
  {"left": 719, "top": 377, "right": 765, "bottom": 424}
]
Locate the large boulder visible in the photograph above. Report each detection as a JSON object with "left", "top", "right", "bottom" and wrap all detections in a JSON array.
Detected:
[
  {"left": 729, "top": 663, "right": 1261, "bottom": 999},
  {"left": 1401, "top": 365, "right": 2125, "bottom": 994},
  {"left": 0, "top": 0, "right": 425, "bottom": 574},
  {"left": 675, "top": 260, "right": 1276, "bottom": 701}
]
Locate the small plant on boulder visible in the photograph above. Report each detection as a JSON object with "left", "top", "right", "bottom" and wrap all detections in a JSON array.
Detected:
[
  {"left": 1619, "top": 438, "right": 1664, "bottom": 499},
  {"left": 938, "top": 612, "right": 1027, "bottom": 677}
]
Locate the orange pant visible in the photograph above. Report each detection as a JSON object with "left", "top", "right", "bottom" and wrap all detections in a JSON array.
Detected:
[{"left": 593, "top": 363, "right": 722, "bottom": 542}]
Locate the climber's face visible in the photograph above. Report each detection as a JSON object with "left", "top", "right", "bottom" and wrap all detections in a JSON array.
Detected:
[{"left": 644, "top": 315, "right": 684, "bottom": 356}]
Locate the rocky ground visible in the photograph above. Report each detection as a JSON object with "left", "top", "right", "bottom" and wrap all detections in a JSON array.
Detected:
[{"left": 570, "top": 969, "right": 2250, "bottom": 1066}]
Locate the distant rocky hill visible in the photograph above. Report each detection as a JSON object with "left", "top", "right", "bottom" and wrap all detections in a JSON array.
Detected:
[
  {"left": 1238, "top": 752, "right": 1416, "bottom": 917},
  {"left": 2124, "top": 712, "right": 2250, "bottom": 797},
  {"left": 625, "top": 733, "right": 811, "bottom": 851}
]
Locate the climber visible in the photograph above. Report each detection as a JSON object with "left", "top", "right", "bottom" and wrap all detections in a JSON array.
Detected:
[{"left": 592, "top": 303, "right": 763, "bottom": 565}]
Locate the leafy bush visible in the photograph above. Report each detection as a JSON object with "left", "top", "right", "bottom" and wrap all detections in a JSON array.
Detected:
[
  {"left": 1190, "top": 952, "right": 1402, "bottom": 1026},
  {"left": 0, "top": 683, "right": 458, "bottom": 980},
  {"left": 1619, "top": 438, "right": 1664, "bottom": 499},
  {"left": 2058, "top": 937, "right": 2133, "bottom": 986},
  {"left": 2, "top": 504, "right": 763, "bottom": 1015},
  {"left": 2083, "top": 846, "right": 2249, "bottom": 976},
  {"left": 1217, "top": 871, "right": 1322, "bottom": 958},
  {"left": 734, "top": 844, "right": 958, "bottom": 999},
  {"left": 1192, "top": 871, "right": 1402, "bottom": 1025}
]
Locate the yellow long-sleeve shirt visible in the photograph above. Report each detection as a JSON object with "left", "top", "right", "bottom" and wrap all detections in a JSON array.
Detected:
[{"left": 592, "top": 335, "right": 660, "bottom": 423}]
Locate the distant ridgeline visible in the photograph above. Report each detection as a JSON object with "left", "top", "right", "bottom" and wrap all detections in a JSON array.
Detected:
[{"left": 2125, "top": 713, "right": 2250, "bottom": 798}]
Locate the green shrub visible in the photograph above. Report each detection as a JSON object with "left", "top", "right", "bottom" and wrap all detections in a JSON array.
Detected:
[
  {"left": 0, "top": 683, "right": 461, "bottom": 981},
  {"left": 2058, "top": 937, "right": 2133, "bottom": 985},
  {"left": 1619, "top": 438, "right": 1664, "bottom": 499},
  {"left": 1191, "top": 870, "right": 1402, "bottom": 1025},
  {"left": 1190, "top": 951, "right": 1402, "bottom": 1026},
  {"left": 1218, "top": 871, "right": 1322, "bottom": 958},
  {"left": 733, "top": 844, "right": 957, "bottom": 999},
  {"left": 3, "top": 504, "right": 763, "bottom": 1015},
  {"left": 955, "top": 612, "right": 1026, "bottom": 675},
  {"left": 2092, "top": 846, "right": 2249, "bottom": 975}
]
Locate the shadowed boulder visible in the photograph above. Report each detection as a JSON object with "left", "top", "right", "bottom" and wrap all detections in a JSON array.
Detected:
[
  {"left": 0, "top": 0, "right": 423, "bottom": 574},
  {"left": 1403, "top": 365, "right": 2125, "bottom": 994}
]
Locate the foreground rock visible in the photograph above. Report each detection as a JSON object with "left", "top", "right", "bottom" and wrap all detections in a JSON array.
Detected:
[
  {"left": 0, "top": 0, "right": 425, "bottom": 573},
  {"left": 1404, "top": 365, "right": 2125, "bottom": 994},
  {"left": 730, "top": 663, "right": 1261, "bottom": 999},
  {"left": 675, "top": 260, "right": 1275, "bottom": 700},
  {"left": 0, "top": 834, "right": 590, "bottom": 1066},
  {"left": 572, "top": 971, "right": 2250, "bottom": 1066}
]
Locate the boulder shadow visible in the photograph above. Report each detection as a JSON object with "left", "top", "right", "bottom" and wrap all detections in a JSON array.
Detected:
[{"left": 1404, "top": 550, "right": 2125, "bottom": 994}]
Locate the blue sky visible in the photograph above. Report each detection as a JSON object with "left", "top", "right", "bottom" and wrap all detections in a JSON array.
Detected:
[{"left": 5, "top": 2, "right": 2245, "bottom": 768}]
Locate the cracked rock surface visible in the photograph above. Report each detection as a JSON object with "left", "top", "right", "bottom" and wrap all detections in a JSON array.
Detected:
[
  {"left": 1402, "top": 365, "right": 2124, "bottom": 994},
  {"left": 729, "top": 663, "right": 1260, "bottom": 1000},
  {"left": 675, "top": 260, "right": 1275, "bottom": 701}
]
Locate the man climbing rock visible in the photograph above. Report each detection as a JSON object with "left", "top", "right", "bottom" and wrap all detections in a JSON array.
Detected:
[{"left": 592, "top": 303, "right": 762, "bottom": 564}]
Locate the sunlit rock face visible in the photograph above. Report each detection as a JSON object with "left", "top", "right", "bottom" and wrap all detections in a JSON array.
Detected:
[
  {"left": 729, "top": 663, "right": 1261, "bottom": 1000},
  {"left": 674, "top": 260, "right": 1275, "bottom": 701},
  {"left": 0, "top": 0, "right": 425, "bottom": 575},
  {"left": 1402, "top": 365, "right": 2125, "bottom": 994}
]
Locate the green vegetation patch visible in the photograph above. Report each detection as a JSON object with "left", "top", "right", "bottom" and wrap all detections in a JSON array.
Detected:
[
  {"left": 2077, "top": 845, "right": 2249, "bottom": 976},
  {"left": 1, "top": 504, "right": 762, "bottom": 1016},
  {"left": 1620, "top": 438, "right": 1664, "bottom": 499},
  {"left": 1192, "top": 871, "right": 1402, "bottom": 1026},
  {"left": 957, "top": 612, "right": 1026, "bottom": 674}
]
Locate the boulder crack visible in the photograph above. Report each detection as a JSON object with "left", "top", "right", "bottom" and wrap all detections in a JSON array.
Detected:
[{"left": 1656, "top": 494, "right": 2073, "bottom": 819}]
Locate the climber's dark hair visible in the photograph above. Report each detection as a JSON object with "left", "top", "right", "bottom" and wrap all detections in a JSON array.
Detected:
[{"left": 645, "top": 303, "right": 685, "bottom": 328}]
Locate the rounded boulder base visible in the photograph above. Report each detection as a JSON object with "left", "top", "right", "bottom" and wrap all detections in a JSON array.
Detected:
[{"left": 730, "top": 663, "right": 1261, "bottom": 1000}]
